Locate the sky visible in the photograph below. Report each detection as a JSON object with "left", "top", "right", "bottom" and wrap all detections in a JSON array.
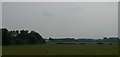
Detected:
[
  {"left": 1, "top": 0, "right": 120, "bottom": 2},
  {"left": 0, "top": 2, "right": 2, "bottom": 45},
  {"left": 2, "top": 2, "right": 118, "bottom": 39},
  {"left": 0, "top": 2, "right": 1, "bottom": 28}
]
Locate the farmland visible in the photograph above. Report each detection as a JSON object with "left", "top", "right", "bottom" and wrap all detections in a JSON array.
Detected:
[{"left": 2, "top": 44, "right": 118, "bottom": 55}]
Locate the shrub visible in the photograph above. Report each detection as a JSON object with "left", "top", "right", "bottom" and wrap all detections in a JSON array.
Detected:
[
  {"left": 97, "top": 43, "right": 103, "bottom": 44},
  {"left": 80, "top": 43, "right": 86, "bottom": 44}
]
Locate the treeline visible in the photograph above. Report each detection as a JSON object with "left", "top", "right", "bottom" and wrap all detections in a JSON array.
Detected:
[
  {"left": 1, "top": 28, "right": 46, "bottom": 46},
  {"left": 48, "top": 37, "right": 119, "bottom": 42}
]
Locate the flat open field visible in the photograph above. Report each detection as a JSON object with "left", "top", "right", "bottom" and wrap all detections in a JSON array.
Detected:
[
  {"left": 0, "top": 46, "right": 2, "bottom": 56},
  {"left": 2, "top": 44, "right": 118, "bottom": 55}
]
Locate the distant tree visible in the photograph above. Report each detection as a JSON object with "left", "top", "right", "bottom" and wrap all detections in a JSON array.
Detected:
[
  {"left": 1, "top": 28, "right": 46, "bottom": 45},
  {"left": 28, "top": 31, "right": 46, "bottom": 44},
  {"left": 49, "top": 37, "right": 54, "bottom": 41},
  {"left": 103, "top": 37, "right": 108, "bottom": 40},
  {"left": 16, "top": 30, "right": 19, "bottom": 34},
  {"left": 18, "top": 30, "right": 28, "bottom": 39},
  {"left": 0, "top": 29, "right": 2, "bottom": 45},
  {"left": 2, "top": 28, "right": 11, "bottom": 45},
  {"left": 15, "top": 30, "right": 27, "bottom": 44},
  {"left": 27, "top": 32, "right": 38, "bottom": 44}
]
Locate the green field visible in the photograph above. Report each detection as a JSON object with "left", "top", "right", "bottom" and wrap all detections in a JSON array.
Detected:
[
  {"left": 2, "top": 44, "right": 118, "bottom": 55},
  {"left": 0, "top": 46, "right": 2, "bottom": 56}
]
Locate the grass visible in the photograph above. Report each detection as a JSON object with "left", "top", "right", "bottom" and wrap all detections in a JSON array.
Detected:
[
  {"left": 0, "top": 46, "right": 2, "bottom": 56},
  {"left": 2, "top": 44, "right": 118, "bottom": 55}
]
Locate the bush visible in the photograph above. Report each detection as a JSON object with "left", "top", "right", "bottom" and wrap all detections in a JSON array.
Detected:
[
  {"left": 109, "top": 43, "right": 112, "bottom": 45},
  {"left": 97, "top": 43, "right": 103, "bottom": 44},
  {"left": 56, "top": 42, "right": 76, "bottom": 44}
]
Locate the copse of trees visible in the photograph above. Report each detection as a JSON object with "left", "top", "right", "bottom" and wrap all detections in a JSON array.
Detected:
[{"left": 1, "top": 28, "right": 46, "bottom": 46}]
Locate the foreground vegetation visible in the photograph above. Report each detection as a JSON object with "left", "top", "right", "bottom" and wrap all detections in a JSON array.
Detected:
[
  {"left": 1, "top": 28, "right": 46, "bottom": 45},
  {"left": 2, "top": 44, "right": 118, "bottom": 55},
  {"left": 0, "top": 46, "right": 2, "bottom": 56}
]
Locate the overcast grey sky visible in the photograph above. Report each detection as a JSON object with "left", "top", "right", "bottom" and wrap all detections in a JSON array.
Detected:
[
  {"left": 2, "top": 2, "right": 118, "bottom": 39},
  {"left": 2, "top": 0, "right": 119, "bottom": 2},
  {"left": 0, "top": 2, "right": 1, "bottom": 28}
]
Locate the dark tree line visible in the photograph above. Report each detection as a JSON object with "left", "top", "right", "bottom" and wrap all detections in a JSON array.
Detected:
[{"left": 1, "top": 28, "right": 46, "bottom": 46}]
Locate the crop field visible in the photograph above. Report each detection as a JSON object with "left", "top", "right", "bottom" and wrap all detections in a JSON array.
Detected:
[{"left": 2, "top": 44, "right": 119, "bottom": 55}]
